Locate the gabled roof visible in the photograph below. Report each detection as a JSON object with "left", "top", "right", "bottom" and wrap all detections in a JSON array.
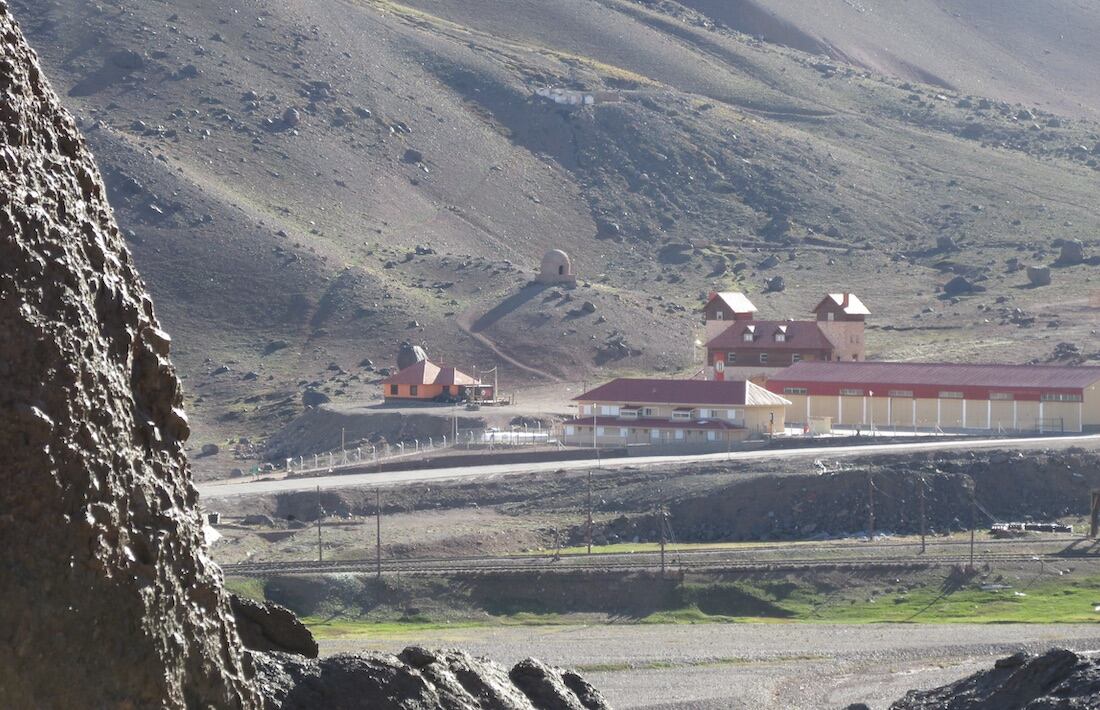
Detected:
[
  {"left": 769, "top": 361, "right": 1100, "bottom": 391},
  {"left": 574, "top": 378, "right": 789, "bottom": 408},
  {"left": 705, "top": 292, "right": 758, "bottom": 315},
  {"left": 382, "top": 360, "right": 480, "bottom": 386},
  {"left": 707, "top": 320, "right": 835, "bottom": 351},
  {"left": 814, "top": 293, "right": 870, "bottom": 316}
]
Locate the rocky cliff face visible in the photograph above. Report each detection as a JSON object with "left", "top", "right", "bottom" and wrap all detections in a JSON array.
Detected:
[
  {"left": 0, "top": 1, "right": 262, "bottom": 706},
  {"left": 0, "top": 5, "right": 608, "bottom": 708}
]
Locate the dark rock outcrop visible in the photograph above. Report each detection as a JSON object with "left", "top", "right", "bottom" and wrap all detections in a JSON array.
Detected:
[
  {"left": 397, "top": 340, "right": 429, "bottom": 370},
  {"left": 231, "top": 595, "right": 320, "bottom": 658},
  {"left": 0, "top": 4, "right": 261, "bottom": 706},
  {"left": 889, "top": 649, "right": 1100, "bottom": 709},
  {"left": 252, "top": 648, "right": 610, "bottom": 710}
]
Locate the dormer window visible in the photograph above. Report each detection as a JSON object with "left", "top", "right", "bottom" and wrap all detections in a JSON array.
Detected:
[
  {"left": 775, "top": 333, "right": 786, "bottom": 342},
  {"left": 743, "top": 332, "right": 754, "bottom": 342}
]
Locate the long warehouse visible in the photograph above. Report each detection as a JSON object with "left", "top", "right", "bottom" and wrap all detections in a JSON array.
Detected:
[{"left": 767, "top": 361, "right": 1100, "bottom": 433}]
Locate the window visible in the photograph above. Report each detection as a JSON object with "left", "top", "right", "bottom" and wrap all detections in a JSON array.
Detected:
[
  {"left": 888, "top": 390, "right": 914, "bottom": 398},
  {"left": 620, "top": 409, "right": 639, "bottom": 419},
  {"left": 726, "top": 352, "right": 737, "bottom": 365},
  {"left": 410, "top": 385, "right": 419, "bottom": 396},
  {"left": 826, "top": 312, "right": 835, "bottom": 321},
  {"left": 644, "top": 407, "right": 656, "bottom": 417},
  {"left": 784, "top": 387, "right": 808, "bottom": 395},
  {"left": 792, "top": 353, "right": 802, "bottom": 363},
  {"left": 672, "top": 410, "right": 692, "bottom": 420},
  {"left": 743, "top": 332, "right": 754, "bottom": 342},
  {"left": 759, "top": 353, "right": 769, "bottom": 364},
  {"left": 596, "top": 427, "right": 605, "bottom": 436},
  {"left": 728, "top": 409, "right": 743, "bottom": 420},
  {"left": 565, "top": 425, "right": 575, "bottom": 436},
  {"left": 390, "top": 384, "right": 399, "bottom": 395},
  {"left": 698, "top": 409, "right": 712, "bottom": 419},
  {"left": 775, "top": 333, "right": 786, "bottom": 343},
  {"left": 707, "top": 431, "right": 717, "bottom": 441},
  {"left": 1041, "top": 393, "right": 1082, "bottom": 402},
  {"left": 675, "top": 430, "right": 685, "bottom": 440},
  {"left": 938, "top": 391, "right": 964, "bottom": 399},
  {"left": 989, "top": 392, "right": 1014, "bottom": 401},
  {"left": 599, "top": 405, "right": 620, "bottom": 416},
  {"left": 840, "top": 388, "right": 863, "bottom": 396},
  {"left": 715, "top": 310, "right": 724, "bottom": 320},
  {"left": 651, "top": 429, "right": 660, "bottom": 440}
]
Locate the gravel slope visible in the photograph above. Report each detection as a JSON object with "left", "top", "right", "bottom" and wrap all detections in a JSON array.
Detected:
[{"left": 322, "top": 623, "right": 1100, "bottom": 709}]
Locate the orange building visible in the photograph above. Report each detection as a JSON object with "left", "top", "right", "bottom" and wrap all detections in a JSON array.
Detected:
[{"left": 381, "top": 360, "right": 493, "bottom": 402}]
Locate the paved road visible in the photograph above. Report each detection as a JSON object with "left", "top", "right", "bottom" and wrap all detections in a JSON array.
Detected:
[
  {"left": 322, "top": 623, "right": 1100, "bottom": 709},
  {"left": 197, "top": 433, "right": 1100, "bottom": 499}
]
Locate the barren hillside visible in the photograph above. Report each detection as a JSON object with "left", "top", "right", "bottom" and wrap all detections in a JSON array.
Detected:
[{"left": 14, "top": 0, "right": 1100, "bottom": 457}]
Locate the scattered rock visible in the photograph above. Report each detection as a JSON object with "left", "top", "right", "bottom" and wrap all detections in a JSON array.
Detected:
[
  {"left": 580, "top": 300, "right": 597, "bottom": 314},
  {"left": 764, "top": 275, "right": 786, "bottom": 292},
  {"left": 282, "top": 107, "right": 301, "bottom": 128},
  {"left": 302, "top": 390, "right": 330, "bottom": 407},
  {"left": 230, "top": 595, "right": 318, "bottom": 658},
  {"left": 402, "top": 148, "right": 424, "bottom": 164},
  {"left": 109, "top": 48, "right": 145, "bottom": 71},
  {"left": 1057, "top": 239, "right": 1085, "bottom": 266},
  {"left": 758, "top": 254, "right": 780, "bottom": 269},
  {"left": 887, "top": 649, "right": 1097, "bottom": 709},
  {"left": 242, "top": 514, "right": 276, "bottom": 527},
  {"left": 943, "top": 275, "right": 977, "bottom": 295},
  {"left": 936, "top": 236, "right": 959, "bottom": 253},
  {"left": 264, "top": 340, "right": 290, "bottom": 355},
  {"left": 396, "top": 341, "right": 428, "bottom": 370},
  {"left": 1026, "top": 265, "right": 1052, "bottom": 286},
  {"left": 200, "top": 443, "right": 220, "bottom": 456}
]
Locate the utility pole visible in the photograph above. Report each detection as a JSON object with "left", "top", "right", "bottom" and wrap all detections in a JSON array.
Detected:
[
  {"left": 375, "top": 488, "right": 382, "bottom": 579},
  {"left": 316, "top": 486, "right": 323, "bottom": 563},
  {"left": 586, "top": 468, "right": 593, "bottom": 555},
  {"left": 918, "top": 476, "right": 927, "bottom": 554},
  {"left": 969, "top": 482, "right": 976, "bottom": 571},
  {"left": 867, "top": 472, "right": 875, "bottom": 541},
  {"left": 658, "top": 504, "right": 667, "bottom": 577}
]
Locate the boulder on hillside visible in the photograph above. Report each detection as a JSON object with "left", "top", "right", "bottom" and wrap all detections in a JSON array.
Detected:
[
  {"left": 302, "top": 389, "right": 330, "bottom": 407},
  {"left": 230, "top": 595, "right": 318, "bottom": 658},
  {"left": 1027, "top": 265, "right": 1052, "bottom": 286},
  {"left": 1056, "top": 239, "right": 1085, "bottom": 266},
  {"left": 396, "top": 340, "right": 428, "bottom": 370},
  {"left": 943, "top": 275, "right": 978, "bottom": 295},
  {"left": 764, "top": 275, "right": 786, "bottom": 292}
]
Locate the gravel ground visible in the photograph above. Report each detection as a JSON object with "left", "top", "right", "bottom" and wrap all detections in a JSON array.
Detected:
[{"left": 322, "top": 624, "right": 1100, "bottom": 709}]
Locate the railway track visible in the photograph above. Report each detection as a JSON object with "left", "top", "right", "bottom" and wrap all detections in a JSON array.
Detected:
[{"left": 222, "top": 537, "right": 1092, "bottom": 577}]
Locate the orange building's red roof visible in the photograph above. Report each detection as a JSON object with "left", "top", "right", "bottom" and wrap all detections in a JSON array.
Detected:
[{"left": 382, "top": 360, "right": 480, "bottom": 387}]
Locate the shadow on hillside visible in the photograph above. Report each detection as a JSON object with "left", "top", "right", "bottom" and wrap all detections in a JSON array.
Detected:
[{"left": 470, "top": 282, "right": 549, "bottom": 333}]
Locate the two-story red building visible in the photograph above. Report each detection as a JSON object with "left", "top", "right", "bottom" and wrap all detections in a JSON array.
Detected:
[{"left": 704, "top": 292, "right": 868, "bottom": 373}]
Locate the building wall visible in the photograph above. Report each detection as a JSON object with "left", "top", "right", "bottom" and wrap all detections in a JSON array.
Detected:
[
  {"left": 562, "top": 424, "right": 752, "bottom": 447},
  {"left": 1085, "top": 385, "right": 1100, "bottom": 431},
  {"left": 710, "top": 348, "right": 829, "bottom": 368},
  {"left": 385, "top": 384, "right": 490, "bottom": 400},
  {"left": 815, "top": 320, "right": 865, "bottom": 361}
]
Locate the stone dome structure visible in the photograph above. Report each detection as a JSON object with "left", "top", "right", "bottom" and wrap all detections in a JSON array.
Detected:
[{"left": 537, "top": 249, "right": 576, "bottom": 284}]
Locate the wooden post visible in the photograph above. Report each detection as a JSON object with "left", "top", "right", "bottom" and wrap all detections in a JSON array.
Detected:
[
  {"left": 918, "top": 476, "right": 927, "bottom": 554},
  {"left": 1090, "top": 490, "right": 1100, "bottom": 539},
  {"left": 316, "top": 486, "right": 323, "bottom": 563},
  {"left": 586, "top": 469, "right": 593, "bottom": 555},
  {"left": 867, "top": 472, "right": 875, "bottom": 541},
  {"left": 375, "top": 488, "right": 382, "bottom": 579}
]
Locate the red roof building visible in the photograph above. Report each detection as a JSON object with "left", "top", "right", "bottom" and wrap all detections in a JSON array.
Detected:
[
  {"left": 563, "top": 377, "right": 790, "bottom": 446},
  {"left": 381, "top": 360, "right": 493, "bottom": 402},
  {"left": 705, "top": 292, "right": 868, "bottom": 371},
  {"left": 767, "top": 361, "right": 1100, "bottom": 433}
]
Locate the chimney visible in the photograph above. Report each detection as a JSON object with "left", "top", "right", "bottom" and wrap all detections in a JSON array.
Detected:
[{"left": 841, "top": 293, "right": 849, "bottom": 308}]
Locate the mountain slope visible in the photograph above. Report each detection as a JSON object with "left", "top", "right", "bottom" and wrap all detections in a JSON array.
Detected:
[{"left": 13, "top": 0, "right": 1100, "bottom": 464}]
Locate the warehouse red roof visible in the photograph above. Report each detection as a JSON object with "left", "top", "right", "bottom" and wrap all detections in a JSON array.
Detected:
[
  {"left": 769, "top": 361, "right": 1100, "bottom": 391},
  {"left": 707, "top": 320, "right": 836, "bottom": 351},
  {"left": 381, "top": 360, "right": 480, "bottom": 386},
  {"left": 575, "top": 378, "right": 789, "bottom": 407}
]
